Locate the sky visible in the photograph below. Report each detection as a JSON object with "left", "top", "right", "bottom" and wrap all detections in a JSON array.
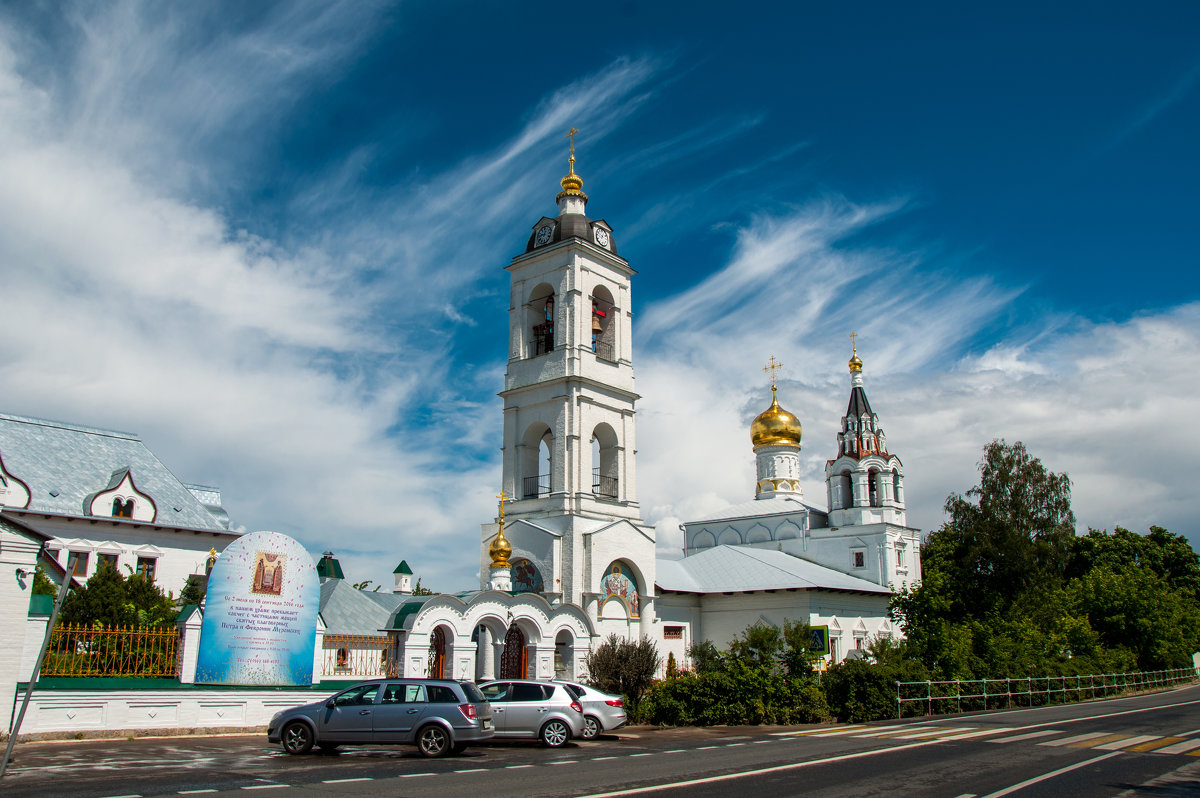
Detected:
[{"left": 0, "top": 1, "right": 1197, "bottom": 593}]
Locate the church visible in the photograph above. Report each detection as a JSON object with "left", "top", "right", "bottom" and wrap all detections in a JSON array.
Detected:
[{"left": 376, "top": 137, "right": 923, "bottom": 680}]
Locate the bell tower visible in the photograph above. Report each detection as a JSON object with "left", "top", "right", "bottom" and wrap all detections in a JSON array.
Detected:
[{"left": 482, "top": 131, "right": 654, "bottom": 615}]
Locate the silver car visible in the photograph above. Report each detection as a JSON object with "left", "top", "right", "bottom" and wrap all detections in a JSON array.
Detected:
[
  {"left": 478, "top": 679, "right": 585, "bottom": 747},
  {"left": 553, "top": 680, "right": 627, "bottom": 740},
  {"left": 268, "top": 678, "right": 493, "bottom": 757}
]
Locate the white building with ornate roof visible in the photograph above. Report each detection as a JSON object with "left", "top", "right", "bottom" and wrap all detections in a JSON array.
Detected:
[{"left": 0, "top": 413, "right": 239, "bottom": 595}]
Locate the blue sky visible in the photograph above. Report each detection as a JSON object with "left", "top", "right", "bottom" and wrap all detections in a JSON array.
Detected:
[{"left": 0, "top": 1, "right": 1197, "bottom": 592}]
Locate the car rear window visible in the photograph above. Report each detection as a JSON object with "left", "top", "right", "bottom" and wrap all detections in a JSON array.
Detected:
[
  {"left": 511, "top": 683, "right": 548, "bottom": 701},
  {"left": 460, "top": 682, "right": 486, "bottom": 702},
  {"left": 558, "top": 683, "right": 583, "bottom": 699},
  {"left": 427, "top": 685, "right": 459, "bottom": 703}
]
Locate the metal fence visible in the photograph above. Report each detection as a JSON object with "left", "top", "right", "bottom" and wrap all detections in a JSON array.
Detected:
[
  {"left": 42, "top": 623, "right": 181, "bottom": 678},
  {"left": 896, "top": 667, "right": 1196, "bottom": 718},
  {"left": 323, "top": 633, "right": 397, "bottom": 678}
]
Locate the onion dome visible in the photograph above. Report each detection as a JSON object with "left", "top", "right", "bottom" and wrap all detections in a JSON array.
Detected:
[
  {"left": 849, "top": 352, "right": 863, "bottom": 373},
  {"left": 751, "top": 385, "right": 803, "bottom": 448},
  {"left": 489, "top": 525, "right": 512, "bottom": 569}
]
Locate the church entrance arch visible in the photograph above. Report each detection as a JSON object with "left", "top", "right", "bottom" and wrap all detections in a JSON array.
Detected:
[
  {"left": 427, "top": 626, "right": 448, "bottom": 679},
  {"left": 500, "top": 624, "right": 528, "bottom": 679}
]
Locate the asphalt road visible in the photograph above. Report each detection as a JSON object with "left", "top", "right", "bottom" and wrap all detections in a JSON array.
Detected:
[{"left": 6, "top": 684, "right": 1200, "bottom": 797}]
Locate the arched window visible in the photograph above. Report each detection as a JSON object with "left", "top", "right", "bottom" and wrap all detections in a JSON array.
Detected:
[
  {"left": 112, "top": 497, "right": 134, "bottom": 518},
  {"left": 840, "top": 471, "right": 853, "bottom": 508},
  {"left": 868, "top": 469, "right": 880, "bottom": 507},
  {"left": 892, "top": 469, "right": 902, "bottom": 503}
]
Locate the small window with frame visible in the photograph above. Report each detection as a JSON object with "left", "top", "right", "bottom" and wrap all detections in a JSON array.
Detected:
[{"left": 851, "top": 550, "right": 865, "bottom": 569}]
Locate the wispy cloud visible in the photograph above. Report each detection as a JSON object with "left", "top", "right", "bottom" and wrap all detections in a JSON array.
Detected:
[{"left": 1105, "top": 62, "right": 1200, "bottom": 151}]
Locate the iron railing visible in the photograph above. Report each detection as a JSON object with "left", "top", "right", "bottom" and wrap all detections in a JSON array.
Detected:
[
  {"left": 896, "top": 667, "right": 1196, "bottom": 718},
  {"left": 530, "top": 322, "right": 554, "bottom": 358},
  {"left": 594, "top": 341, "right": 615, "bottom": 361},
  {"left": 323, "top": 633, "right": 397, "bottom": 678},
  {"left": 523, "top": 474, "right": 550, "bottom": 499},
  {"left": 42, "top": 623, "right": 181, "bottom": 678},
  {"left": 592, "top": 473, "right": 619, "bottom": 499}
]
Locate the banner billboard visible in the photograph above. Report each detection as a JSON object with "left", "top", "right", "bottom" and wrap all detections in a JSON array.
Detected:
[{"left": 195, "top": 531, "right": 319, "bottom": 686}]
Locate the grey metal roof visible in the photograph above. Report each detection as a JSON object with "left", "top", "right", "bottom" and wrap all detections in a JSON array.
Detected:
[
  {"left": 0, "top": 413, "right": 232, "bottom": 532},
  {"left": 688, "top": 496, "right": 824, "bottom": 525},
  {"left": 319, "top": 580, "right": 413, "bottom": 635},
  {"left": 656, "top": 545, "right": 890, "bottom": 595}
]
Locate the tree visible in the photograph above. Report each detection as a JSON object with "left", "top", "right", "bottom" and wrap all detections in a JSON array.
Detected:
[
  {"left": 585, "top": 634, "right": 661, "bottom": 715},
  {"left": 33, "top": 564, "right": 57, "bottom": 595},
  {"left": 58, "top": 561, "right": 177, "bottom": 627},
  {"left": 686, "top": 640, "right": 725, "bottom": 674},
  {"left": 411, "top": 578, "right": 435, "bottom": 596},
  {"left": 352, "top": 579, "right": 381, "bottom": 592},
  {"left": 178, "top": 574, "right": 206, "bottom": 607}
]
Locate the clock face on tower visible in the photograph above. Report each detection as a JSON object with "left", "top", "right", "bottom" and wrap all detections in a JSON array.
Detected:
[
  {"left": 594, "top": 227, "right": 610, "bottom": 248},
  {"left": 535, "top": 225, "right": 555, "bottom": 247}
]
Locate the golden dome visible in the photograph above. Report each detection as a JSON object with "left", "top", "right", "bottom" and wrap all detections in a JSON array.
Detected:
[
  {"left": 751, "top": 385, "right": 802, "bottom": 448},
  {"left": 849, "top": 352, "right": 863, "bottom": 372},
  {"left": 560, "top": 164, "right": 584, "bottom": 194},
  {"left": 488, "top": 526, "right": 512, "bottom": 569}
]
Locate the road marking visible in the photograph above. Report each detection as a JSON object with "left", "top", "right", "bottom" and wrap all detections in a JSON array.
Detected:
[
  {"left": 1040, "top": 732, "right": 1111, "bottom": 747},
  {"left": 400, "top": 773, "right": 434, "bottom": 778},
  {"left": 1153, "top": 739, "right": 1200, "bottom": 754},
  {"left": 179, "top": 791, "right": 219, "bottom": 795},
  {"left": 322, "top": 778, "right": 373, "bottom": 783},
  {"left": 98, "top": 795, "right": 142, "bottom": 798},
  {"left": 663, "top": 749, "right": 685, "bottom": 754},
  {"left": 696, "top": 745, "right": 719, "bottom": 749},
  {"left": 776, "top": 725, "right": 875, "bottom": 736},
  {"left": 242, "top": 787, "right": 288, "bottom": 792},
  {"left": 631, "top": 753, "right": 654, "bottom": 757},
  {"left": 1128, "top": 736, "right": 1186, "bottom": 752},
  {"left": 952, "top": 794, "right": 977, "bottom": 798},
  {"left": 855, "top": 726, "right": 938, "bottom": 738},
  {"left": 892, "top": 727, "right": 976, "bottom": 739},
  {"left": 592, "top": 756, "right": 617, "bottom": 760},
  {"left": 549, "top": 760, "right": 578, "bottom": 765},
  {"left": 506, "top": 764, "right": 534, "bottom": 769},
  {"left": 988, "top": 730, "right": 1061, "bottom": 744},
  {"left": 1068, "top": 733, "right": 1128, "bottom": 748},
  {"left": 934, "top": 728, "right": 1017, "bottom": 741},
  {"left": 753, "top": 740, "right": 771, "bottom": 744},
  {"left": 1094, "top": 735, "right": 1161, "bottom": 750},
  {"left": 725, "top": 743, "right": 746, "bottom": 747},
  {"left": 979, "top": 752, "right": 1121, "bottom": 798},
  {"left": 575, "top": 737, "right": 964, "bottom": 797},
  {"left": 453, "top": 768, "right": 487, "bottom": 773}
]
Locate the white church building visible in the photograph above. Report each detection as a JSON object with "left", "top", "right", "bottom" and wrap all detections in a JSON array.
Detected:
[{"left": 377, "top": 140, "right": 922, "bottom": 680}]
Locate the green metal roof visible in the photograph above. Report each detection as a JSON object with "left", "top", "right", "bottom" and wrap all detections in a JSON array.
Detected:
[{"left": 393, "top": 560, "right": 413, "bottom": 575}]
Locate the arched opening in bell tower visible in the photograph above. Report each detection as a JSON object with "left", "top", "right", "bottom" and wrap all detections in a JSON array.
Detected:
[
  {"left": 527, "top": 284, "right": 556, "bottom": 358},
  {"left": 590, "top": 285, "right": 616, "bottom": 361},
  {"left": 590, "top": 422, "right": 619, "bottom": 500},
  {"left": 520, "top": 423, "right": 553, "bottom": 499}
]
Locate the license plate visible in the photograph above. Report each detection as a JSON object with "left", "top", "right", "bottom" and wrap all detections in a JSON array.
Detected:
[{"left": 483, "top": 719, "right": 492, "bottom": 729}]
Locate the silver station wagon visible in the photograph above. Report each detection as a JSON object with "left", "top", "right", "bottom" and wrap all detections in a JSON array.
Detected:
[
  {"left": 268, "top": 678, "right": 493, "bottom": 757},
  {"left": 478, "top": 679, "right": 585, "bottom": 747}
]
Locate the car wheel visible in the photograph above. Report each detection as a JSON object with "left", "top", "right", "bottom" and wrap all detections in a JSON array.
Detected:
[
  {"left": 540, "top": 719, "right": 571, "bottom": 747},
  {"left": 416, "top": 724, "right": 451, "bottom": 758},
  {"left": 281, "top": 721, "right": 314, "bottom": 755},
  {"left": 581, "top": 715, "right": 600, "bottom": 740}
]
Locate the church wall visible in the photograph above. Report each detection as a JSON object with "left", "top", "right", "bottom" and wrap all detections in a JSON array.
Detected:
[
  {"left": 654, "top": 593, "right": 700, "bottom": 672},
  {"left": 1, "top": 524, "right": 41, "bottom": 732}
]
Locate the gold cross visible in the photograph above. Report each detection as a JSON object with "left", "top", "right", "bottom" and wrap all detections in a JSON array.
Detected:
[
  {"left": 763, "top": 355, "right": 782, "bottom": 389},
  {"left": 496, "top": 492, "right": 511, "bottom": 523},
  {"left": 565, "top": 127, "right": 579, "bottom": 157},
  {"left": 850, "top": 331, "right": 858, "bottom": 356}
]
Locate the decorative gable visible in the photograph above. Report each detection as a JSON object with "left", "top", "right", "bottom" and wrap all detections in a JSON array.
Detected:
[
  {"left": 0, "top": 450, "right": 30, "bottom": 509},
  {"left": 86, "top": 468, "right": 156, "bottom": 523}
]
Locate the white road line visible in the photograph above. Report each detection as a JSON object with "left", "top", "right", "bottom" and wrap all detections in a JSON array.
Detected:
[
  {"left": 1155, "top": 739, "right": 1200, "bottom": 754},
  {"left": 979, "top": 752, "right": 1121, "bottom": 798},
  {"left": 892, "top": 727, "right": 976, "bottom": 740},
  {"left": 179, "top": 791, "right": 219, "bottom": 795},
  {"left": 725, "top": 743, "right": 746, "bottom": 747},
  {"left": 98, "top": 795, "right": 142, "bottom": 798},
  {"left": 399, "top": 773, "right": 434, "bottom": 778},
  {"left": 663, "top": 749, "right": 685, "bottom": 754},
  {"left": 549, "top": 761, "right": 578, "bottom": 765},
  {"left": 631, "top": 753, "right": 654, "bottom": 757},
  {"left": 855, "top": 726, "right": 938, "bottom": 738},
  {"left": 241, "top": 787, "right": 288, "bottom": 792},
  {"left": 1094, "top": 735, "right": 1161, "bottom": 750},
  {"left": 987, "top": 730, "right": 1061, "bottom": 743},
  {"left": 592, "top": 756, "right": 617, "bottom": 761},
  {"left": 1040, "top": 732, "right": 1112, "bottom": 747},
  {"left": 506, "top": 764, "right": 534, "bottom": 769},
  {"left": 322, "top": 778, "right": 374, "bottom": 783},
  {"left": 952, "top": 794, "right": 978, "bottom": 798},
  {"left": 574, "top": 738, "right": 960, "bottom": 797},
  {"left": 753, "top": 740, "right": 772, "bottom": 744},
  {"left": 453, "top": 768, "right": 487, "bottom": 773},
  {"left": 696, "top": 745, "right": 719, "bottom": 750},
  {"left": 935, "top": 728, "right": 1018, "bottom": 741}
]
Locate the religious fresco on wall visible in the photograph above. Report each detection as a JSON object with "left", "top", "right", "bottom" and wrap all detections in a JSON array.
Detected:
[
  {"left": 511, "top": 558, "right": 544, "bottom": 594},
  {"left": 195, "top": 531, "right": 318, "bottom": 686},
  {"left": 601, "top": 561, "right": 639, "bottom": 618}
]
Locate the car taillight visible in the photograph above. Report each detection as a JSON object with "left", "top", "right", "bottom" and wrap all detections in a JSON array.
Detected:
[
  {"left": 570, "top": 701, "right": 583, "bottom": 714},
  {"left": 459, "top": 703, "right": 477, "bottom": 720},
  {"left": 605, "top": 699, "right": 623, "bottom": 707}
]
